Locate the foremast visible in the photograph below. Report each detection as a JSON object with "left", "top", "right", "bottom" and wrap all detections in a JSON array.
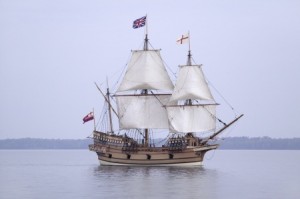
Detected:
[
  {"left": 185, "top": 40, "right": 192, "bottom": 106},
  {"left": 166, "top": 32, "right": 243, "bottom": 142},
  {"left": 166, "top": 34, "right": 216, "bottom": 134}
]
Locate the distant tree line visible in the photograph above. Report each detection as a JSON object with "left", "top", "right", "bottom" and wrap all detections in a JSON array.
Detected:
[
  {"left": 0, "top": 138, "right": 93, "bottom": 149},
  {"left": 218, "top": 137, "right": 300, "bottom": 150},
  {"left": 0, "top": 137, "right": 299, "bottom": 150}
]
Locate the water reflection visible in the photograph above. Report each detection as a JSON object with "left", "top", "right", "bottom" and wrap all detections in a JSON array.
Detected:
[
  {"left": 92, "top": 165, "right": 219, "bottom": 198},
  {"left": 93, "top": 165, "right": 209, "bottom": 178}
]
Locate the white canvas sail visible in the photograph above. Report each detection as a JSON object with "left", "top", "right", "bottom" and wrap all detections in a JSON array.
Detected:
[
  {"left": 167, "top": 105, "right": 216, "bottom": 133},
  {"left": 169, "top": 65, "right": 213, "bottom": 103},
  {"left": 117, "top": 50, "right": 174, "bottom": 92},
  {"left": 116, "top": 94, "right": 171, "bottom": 129}
]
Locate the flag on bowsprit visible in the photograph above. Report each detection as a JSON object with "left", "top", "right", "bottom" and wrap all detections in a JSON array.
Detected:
[
  {"left": 83, "top": 112, "right": 94, "bottom": 124},
  {"left": 176, "top": 33, "right": 189, "bottom": 44},
  {"left": 133, "top": 16, "right": 147, "bottom": 29}
]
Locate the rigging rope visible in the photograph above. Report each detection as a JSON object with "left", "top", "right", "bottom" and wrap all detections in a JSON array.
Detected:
[
  {"left": 191, "top": 56, "right": 238, "bottom": 117},
  {"left": 112, "top": 52, "right": 132, "bottom": 93},
  {"left": 149, "top": 90, "right": 168, "bottom": 106},
  {"left": 148, "top": 41, "right": 177, "bottom": 79},
  {"left": 207, "top": 79, "right": 237, "bottom": 115}
]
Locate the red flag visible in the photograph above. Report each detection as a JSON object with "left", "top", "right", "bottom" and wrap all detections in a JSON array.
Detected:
[{"left": 83, "top": 112, "right": 94, "bottom": 124}]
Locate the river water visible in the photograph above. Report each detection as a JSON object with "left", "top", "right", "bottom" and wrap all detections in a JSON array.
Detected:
[{"left": 0, "top": 150, "right": 299, "bottom": 199}]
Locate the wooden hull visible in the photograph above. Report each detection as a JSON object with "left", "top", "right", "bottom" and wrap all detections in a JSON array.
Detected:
[
  {"left": 91, "top": 146, "right": 217, "bottom": 166},
  {"left": 89, "top": 131, "right": 218, "bottom": 166},
  {"left": 99, "top": 159, "right": 203, "bottom": 166}
]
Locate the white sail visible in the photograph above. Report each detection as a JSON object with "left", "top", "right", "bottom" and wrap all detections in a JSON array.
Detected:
[
  {"left": 169, "top": 65, "right": 213, "bottom": 102},
  {"left": 166, "top": 105, "right": 216, "bottom": 133},
  {"left": 117, "top": 50, "right": 174, "bottom": 92},
  {"left": 116, "top": 94, "right": 170, "bottom": 129}
]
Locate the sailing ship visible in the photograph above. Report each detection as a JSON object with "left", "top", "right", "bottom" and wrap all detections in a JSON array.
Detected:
[{"left": 88, "top": 21, "right": 243, "bottom": 166}]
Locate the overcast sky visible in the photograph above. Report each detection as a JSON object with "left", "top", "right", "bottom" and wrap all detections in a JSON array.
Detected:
[{"left": 0, "top": 0, "right": 299, "bottom": 139}]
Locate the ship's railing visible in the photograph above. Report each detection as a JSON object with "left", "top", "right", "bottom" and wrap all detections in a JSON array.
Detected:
[
  {"left": 89, "top": 144, "right": 109, "bottom": 153},
  {"left": 122, "top": 142, "right": 139, "bottom": 152},
  {"left": 166, "top": 138, "right": 187, "bottom": 152},
  {"left": 89, "top": 144, "right": 95, "bottom": 151}
]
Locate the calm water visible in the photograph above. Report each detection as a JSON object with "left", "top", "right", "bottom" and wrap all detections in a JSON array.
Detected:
[{"left": 0, "top": 150, "right": 299, "bottom": 199}]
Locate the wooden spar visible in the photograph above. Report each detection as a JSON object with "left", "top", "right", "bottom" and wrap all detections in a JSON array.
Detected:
[
  {"left": 94, "top": 82, "right": 119, "bottom": 118},
  {"left": 201, "top": 114, "right": 244, "bottom": 145},
  {"left": 106, "top": 88, "right": 114, "bottom": 134},
  {"left": 113, "top": 93, "right": 171, "bottom": 97},
  {"left": 166, "top": 103, "right": 219, "bottom": 107}
]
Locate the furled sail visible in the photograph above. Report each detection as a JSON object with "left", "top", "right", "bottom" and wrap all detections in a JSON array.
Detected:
[
  {"left": 166, "top": 105, "right": 216, "bottom": 133},
  {"left": 116, "top": 94, "right": 171, "bottom": 129},
  {"left": 169, "top": 65, "right": 213, "bottom": 103},
  {"left": 117, "top": 50, "right": 174, "bottom": 92}
]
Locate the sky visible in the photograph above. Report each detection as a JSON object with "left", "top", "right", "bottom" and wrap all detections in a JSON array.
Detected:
[{"left": 0, "top": 0, "right": 299, "bottom": 139}]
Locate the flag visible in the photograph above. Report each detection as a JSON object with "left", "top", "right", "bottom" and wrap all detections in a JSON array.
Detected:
[
  {"left": 133, "top": 16, "right": 147, "bottom": 29},
  {"left": 83, "top": 112, "right": 94, "bottom": 124},
  {"left": 176, "top": 33, "right": 189, "bottom": 44}
]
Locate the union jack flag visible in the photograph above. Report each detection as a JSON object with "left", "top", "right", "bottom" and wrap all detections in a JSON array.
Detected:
[{"left": 133, "top": 16, "right": 147, "bottom": 29}]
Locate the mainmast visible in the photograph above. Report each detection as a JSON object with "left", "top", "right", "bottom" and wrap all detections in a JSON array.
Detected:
[
  {"left": 143, "top": 33, "right": 149, "bottom": 147},
  {"left": 116, "top": 16, "right": 173, "bottom": 146},
  {"left": 144, "top": 34, "right": 149, "bottom": 51}
]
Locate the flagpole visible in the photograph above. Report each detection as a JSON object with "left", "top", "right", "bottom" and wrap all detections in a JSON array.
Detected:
[
  {"left": 188, "top": 31, "right": 191, "bottom": 52},
  {"left": 187, "top": 31, "right": 192, "bottom": 65},
  {"left": 145, "top": 14, "right": 148, "bottom": 36},
  {"left": 93, "top": 108, "right": 96, "bottom": 131},
  {"left": 144, "top": 14, "right": 148, "bottom": 50}
]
